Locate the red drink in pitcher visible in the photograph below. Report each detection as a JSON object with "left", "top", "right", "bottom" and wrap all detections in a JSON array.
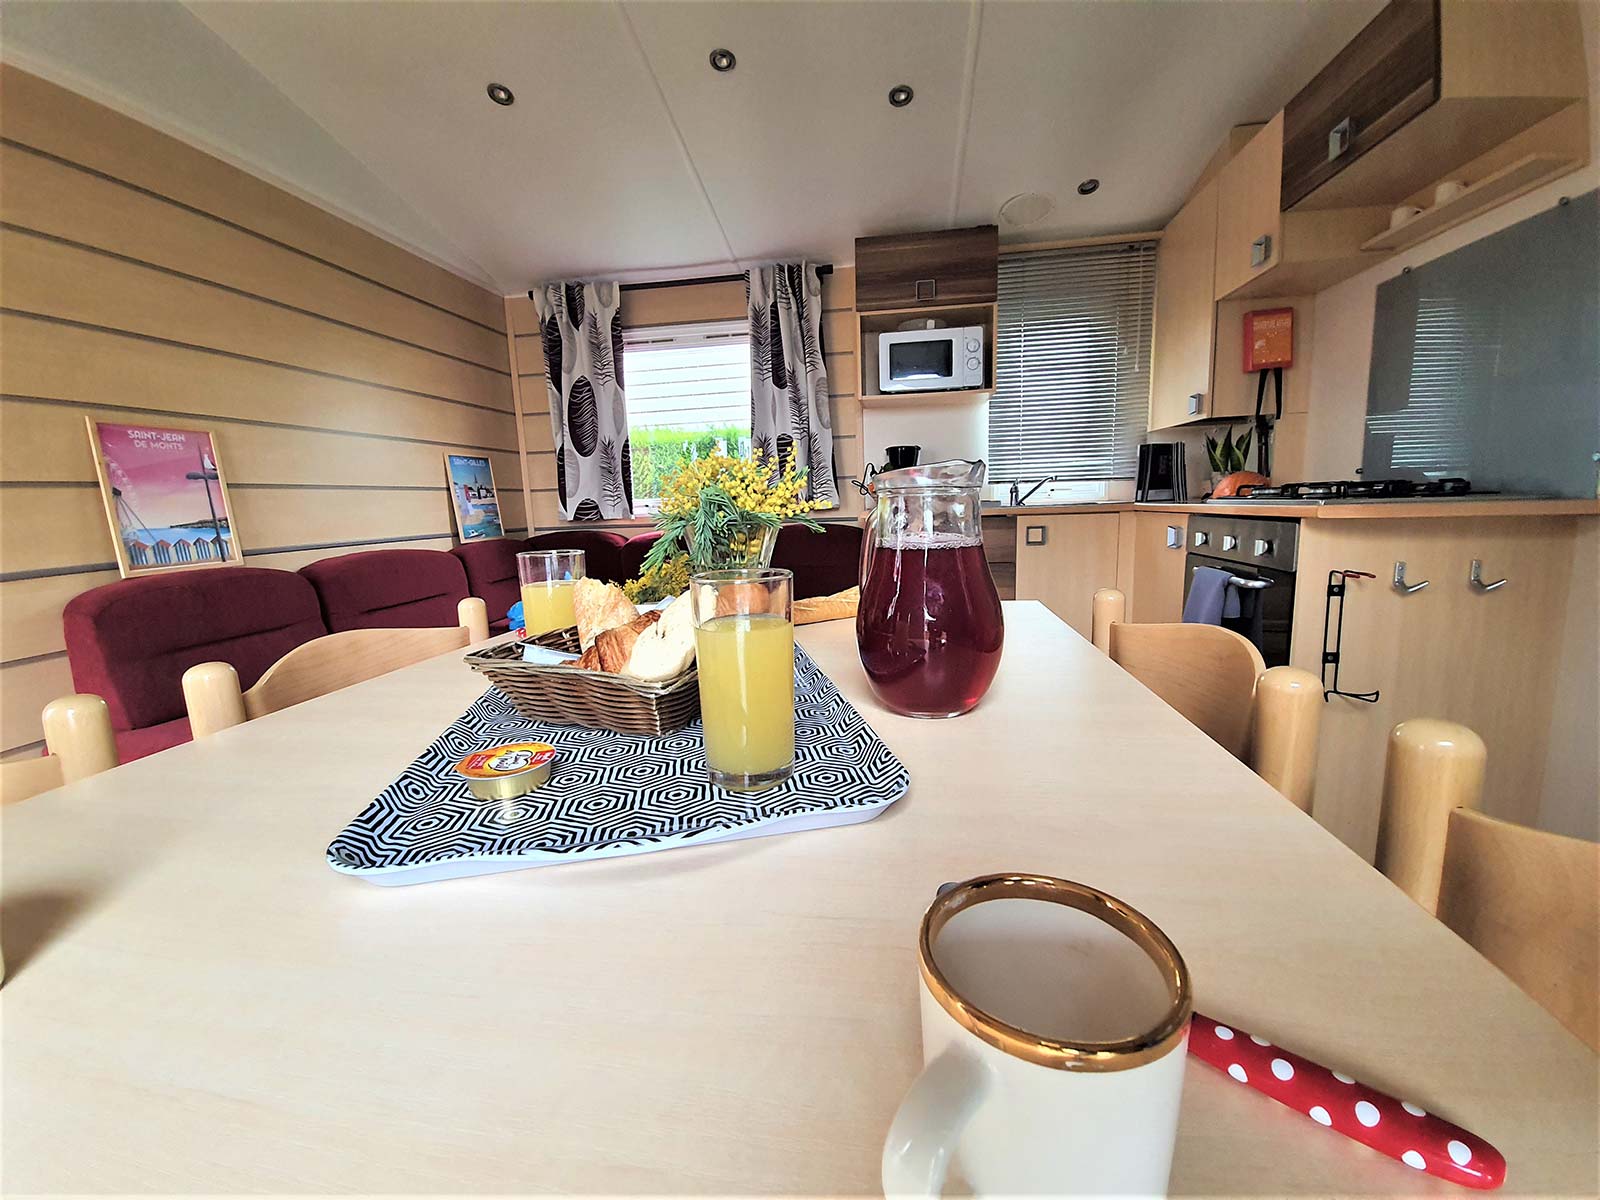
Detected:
[{"left": 857, "top": 531, "right": 1005, "bottom": 718}]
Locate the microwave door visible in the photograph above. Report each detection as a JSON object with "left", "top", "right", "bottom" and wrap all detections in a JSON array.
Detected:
[{"left": 885, "top": 338, "right": 954, "bottom": 391}]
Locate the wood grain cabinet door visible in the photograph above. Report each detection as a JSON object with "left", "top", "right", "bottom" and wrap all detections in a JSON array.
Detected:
[
  {"left": 1280, "top": 0, "right": 1439, "bottom": 209},
  {"left": 1014, "top": 514, "right": 1123, "bottom": 638},
  {"left": 854, "top": 226, "right": 998, "bottom": 311},
  {"left": 1149, "top": 180, "right": 1219, "bottom": 430},
  {"left": 1214, "top": 115, "right": 1285, "bottom": 300},
  {"left": 1130, "top": 513, "right": 1191, "bottom": 624}
]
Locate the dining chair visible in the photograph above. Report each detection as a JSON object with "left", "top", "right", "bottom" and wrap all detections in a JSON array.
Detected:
[
  {"left": 1376, "top": 719, "right": 1599, "bottom": 1052},
  {"left": 182, "top": 598, "right": 488, "bottom": 737},
  {"left": 0, "top": 694, "right": 118, "bottom": 804},
  {"left": 1091, "top": 587, "right": 1323, "bottom": 810}
]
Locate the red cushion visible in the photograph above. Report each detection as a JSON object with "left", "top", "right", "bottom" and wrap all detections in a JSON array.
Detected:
[
  {"left": 618, "top": 532, "right": 665, "bottom": 583},
  {"left": 299, "top": 549, "right": 469, "bottom": 632},
  {"left": 774, "top": 523, "right": 864, "bottom": 599},
  {"left": 115, "top": 716, "right": 193, "bottom": 762},
  {"left": 62, "top": 567, "right": 327, "bottom": 732},
  {"left": 450, "top": 539, "right": 522, "bottom": 632},
  {"left": 524, "top": 530, "right": 629, "bottom": 583}
]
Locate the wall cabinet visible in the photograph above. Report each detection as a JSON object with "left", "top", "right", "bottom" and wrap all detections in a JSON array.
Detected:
[
  {"left": 1214, "top": 113, "right": 1389, "bottom": 300},
  {"left": 854, "top": 225, "right": 998, "bottom": 311},
  {"left": 1282, "top": 0, "right": 1588, "bottom": 212},
  {"left": 1014, "top": 513, "right": 1123, "bottom": 638},
  {"left": 1148, "top": 179, "right": 1218, "bottom": 430}
]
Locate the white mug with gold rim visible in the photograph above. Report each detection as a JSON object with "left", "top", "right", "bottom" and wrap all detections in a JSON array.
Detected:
[{"left": 882, "top": 874, "right": 1193, "bottom": 1197}]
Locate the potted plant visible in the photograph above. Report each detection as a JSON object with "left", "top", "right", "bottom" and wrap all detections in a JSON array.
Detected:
[
  {"left": 640, "top": 448, "right": 826, "bottom": 577},
  {"left": 1204, "top": 425, "right": 1253, "bottom": 492}
]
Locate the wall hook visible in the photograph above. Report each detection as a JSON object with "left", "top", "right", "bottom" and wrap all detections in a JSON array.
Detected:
[
  {"left": 1469, "top": 559, "right": 1508, "bottom": 592},
  {"left": 1391, "top": 561, "right": 1429, "bottom": 594}
]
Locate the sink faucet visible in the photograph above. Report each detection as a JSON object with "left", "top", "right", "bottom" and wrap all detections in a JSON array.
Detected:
[{"left": 1007, "top": 477, "right": 1059, "bottom": 506}]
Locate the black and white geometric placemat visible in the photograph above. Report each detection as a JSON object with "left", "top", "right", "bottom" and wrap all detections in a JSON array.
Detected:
[{"left": 327, "top": 646, "right": 909, "bottom": 885}]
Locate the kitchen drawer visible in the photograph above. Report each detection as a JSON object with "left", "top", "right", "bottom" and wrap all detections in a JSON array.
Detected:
[
  {"left": 854, "top": 226, "right": 998, "bottom": 311},
  {"left": 1281, "top": 0, "right": 1439, "bottom": 210}
]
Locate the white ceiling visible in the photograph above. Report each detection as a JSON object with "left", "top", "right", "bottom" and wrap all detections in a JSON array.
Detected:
[{"left": 2, "top": 0, "right": 1384, "bottom": 295}]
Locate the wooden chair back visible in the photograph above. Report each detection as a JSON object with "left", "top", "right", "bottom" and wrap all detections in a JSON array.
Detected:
[
  {"left": 1, "top": 694, "right": 118, "bottom": 804},
  {"left": 1108, "top": 619, "right": 1266, "bottom": 760},
  {"left": 1092, "top": 587, "right": 1320, "bottom": 807},
  {"left": 1377, "top": 719, "right": 1600, "bottom": 1051},
  {"left": 184, "top": 598, "right": 487, "bottom": 737}
]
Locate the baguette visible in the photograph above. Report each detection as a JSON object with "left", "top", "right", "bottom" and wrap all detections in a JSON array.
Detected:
[{"left": 793, "top": 586, "right": 860, "bottom": 626}]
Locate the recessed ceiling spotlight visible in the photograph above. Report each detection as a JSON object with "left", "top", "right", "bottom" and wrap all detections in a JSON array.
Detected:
[
  {"left": 1077, "top": 178, "right": 1100, "bottom": 196},
  {"left": 486, "top": 82, "right": 515, "bottom": 107},
  {"left": 888, "top": 84, "right": 914, "bottom": 108},
  {"left": 999, "top": 192, "right": 1054, "bottom": 227},
  {"left": 709, "top": 48, "right": 736, "bottom": 72}
]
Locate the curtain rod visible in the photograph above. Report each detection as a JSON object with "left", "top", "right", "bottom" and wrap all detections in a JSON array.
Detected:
[{"left": 528, "top": 264, "right": 833, "bottom": 300}]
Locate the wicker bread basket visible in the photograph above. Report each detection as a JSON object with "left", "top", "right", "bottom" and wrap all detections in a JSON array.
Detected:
[{"left": 463, "top": 627, "right": 701, "bottom": 735}]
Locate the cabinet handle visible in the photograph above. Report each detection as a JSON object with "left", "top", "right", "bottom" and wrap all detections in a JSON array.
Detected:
[
  {"left": 1188, "top": 392, "right": 1205, "bottom": 416},
  {"left": 1166, "top": 525, "right": 1182, "bottom": 550},
  {"left": 1328, "top": 117, "right": 1355, "bottom": 162},
  {"left": 1469, "top": 559, "right": 1508, "bottom": 592},
  {"left": 915, "top": 278, "right": 937, "bottom": 302},
  {"left": 1250, "top": 234, "right": 1273, "bottom": 268},
  {"left": 1391, "top": 561, "right": 1429, "bottom": 594},
  {"left": 1024, "top": 524, "right": 1048, "bottom": 546}
]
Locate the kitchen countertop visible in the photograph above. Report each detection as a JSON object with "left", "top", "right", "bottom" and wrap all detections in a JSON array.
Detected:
[{"left": 982, "top": 499, "right": 1600, "bottom": 520}]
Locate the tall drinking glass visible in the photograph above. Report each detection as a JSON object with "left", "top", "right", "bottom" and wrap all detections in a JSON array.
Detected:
[
  {"left": 518, "top": 549, "right": 585, "bottom": 635},
  {"left": 690, "top": 568, "right": 795, "bottom": 792}
]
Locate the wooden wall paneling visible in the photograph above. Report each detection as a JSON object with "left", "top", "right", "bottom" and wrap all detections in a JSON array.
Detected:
[
  {"left": 1, "top": 230, "right": 512, "bottom": 411},
  {"left": 502, "top": 297, "right": 535, "bottom": 540},
  {"left": 0, "top": 399, "right": 521, "bottom": 494},
  {"left": 0, "top": 318, "right": 518, "bottom": 451},
  {"left": 1290, "top": 517, "right": 1579, "bottom": 860},
  {"left": 0, "top": 65, "right": 504, "bottom": 332},
  {"left": 0, "top": 144, "right": 507, "bottom": 369},
  {"left": 0, "top": 653, "right": 76, "bottom": 757}
]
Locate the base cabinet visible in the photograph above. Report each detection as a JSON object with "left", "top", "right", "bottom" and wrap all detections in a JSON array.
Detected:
[
  {"left": 1129, "top": 514, "right": 1191, "bottom": 623},
  {"left": 1014, "top": 514, "right": 1123, "bottom": 638},
  {"left": 1289, "top": 516, "right": 1586, "bottom": 861}
]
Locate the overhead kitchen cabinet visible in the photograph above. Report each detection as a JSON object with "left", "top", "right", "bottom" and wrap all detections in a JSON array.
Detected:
[
  {"left": 854, "top": 225, "right": 998, "bottom": 311},
  {"left": 1213, "top": 113, "right": 1389, "bottom": 300},
  {"left": 1280, "top": 0, "right": 1588, "bottom": 213},
  {"left": 1148, "top": 178, "right": 1219, "bottom": 429}
]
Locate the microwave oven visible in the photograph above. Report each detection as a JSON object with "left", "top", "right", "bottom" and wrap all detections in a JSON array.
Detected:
[{"left": 877, "top": 326, "right": 985, "bottom": 393}]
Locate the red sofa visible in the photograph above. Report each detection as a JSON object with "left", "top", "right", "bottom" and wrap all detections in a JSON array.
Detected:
[
  {"left": 453, "top": 533, "right": 629, "bottom": 631},
  {"left": 774, "top": 523, "right": 863, "bottom": 599},
  {"left": 61, "top": 567, "right": 327, "bottom": 761},
  {"left": 299, "top": 549, "right": 469, "bottom": 632},
  {"left": 524, "top": 530, "right": 628, "bottom": 583}
]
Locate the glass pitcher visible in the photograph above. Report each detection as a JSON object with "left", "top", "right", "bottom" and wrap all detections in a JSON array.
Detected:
[{"left": 856, "top": 460, "right": 1004, "bottom": 718}]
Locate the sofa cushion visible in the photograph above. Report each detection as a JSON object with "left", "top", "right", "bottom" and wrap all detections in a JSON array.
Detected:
[
  {"left": 299, "top": 549, "right": 469, "bottom": 633},
  {"left": 774, "top": 523, "right": 864, "bottom": 599},
  {"left": 62, "top": 566, "right": 327, "bottom": 732},
  {"left": 618, "top": 532, "right": 664, "bottom": 584},
  {"left": 524, "top": 530, "right": 629, "bottom": 583},
  {"left": 115, "top": 716, "right": 193, "bottom": 763},
  {"left": 450, "top": 539, "right": 522, "bottom": 632}
]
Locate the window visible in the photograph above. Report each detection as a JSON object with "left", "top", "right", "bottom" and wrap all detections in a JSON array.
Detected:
[
  {"left": 988, "top": 242, "right": 1156, "bottom": 483},
  {"left": 621, "top": 320, "right": 751, "bottom": 502}
]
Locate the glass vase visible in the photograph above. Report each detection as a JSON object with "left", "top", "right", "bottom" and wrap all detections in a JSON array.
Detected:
[{"left": 688, "top": 518, "right": 779, "bottom": 573}]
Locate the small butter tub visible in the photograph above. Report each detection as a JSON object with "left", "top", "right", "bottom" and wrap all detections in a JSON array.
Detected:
[{"left": 453, "top": 742, "right": 556, "bottom": 801}]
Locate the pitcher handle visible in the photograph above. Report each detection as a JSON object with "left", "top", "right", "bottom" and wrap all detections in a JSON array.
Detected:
[
  {"left": 859, "top": 492, "right": 879, "bottom": 594},
  {"left": 882, "top": 1049, "right": 991, "bottom": 1198}
]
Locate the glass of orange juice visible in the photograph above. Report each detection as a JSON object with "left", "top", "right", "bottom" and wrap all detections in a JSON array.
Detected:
[
  {"left": 690, "top": 568, "right": 795, "bottom": 792},
  {"left": 518, "top": 549, "right": 584, "bottom": 635}
]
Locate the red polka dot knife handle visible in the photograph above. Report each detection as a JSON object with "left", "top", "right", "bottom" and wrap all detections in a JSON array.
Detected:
[{"left": 1189, "top": 1013, "right": 1506, "bottom": 1190}]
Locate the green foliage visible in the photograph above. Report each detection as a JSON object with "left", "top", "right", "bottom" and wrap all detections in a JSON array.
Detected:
[
  {"left": 1204, "top": 425, "right": 1254, "bottom": 474},
  {"left": 628, "top": 426, "right": 749, "bottom": 499}
]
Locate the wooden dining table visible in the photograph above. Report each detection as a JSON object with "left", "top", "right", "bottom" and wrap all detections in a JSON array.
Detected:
[{"left": 3, "top": 601, "right": 1595, "bottom": 1195}]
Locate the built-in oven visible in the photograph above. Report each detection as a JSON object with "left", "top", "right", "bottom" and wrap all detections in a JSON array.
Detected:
[{"left": 1183, "top": 515, "right": 1299, "bottom": 667}]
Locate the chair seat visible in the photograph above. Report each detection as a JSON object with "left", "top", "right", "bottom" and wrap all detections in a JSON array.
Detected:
[{"left": 115, "top": 716, "right": 193, "bottom": 762}]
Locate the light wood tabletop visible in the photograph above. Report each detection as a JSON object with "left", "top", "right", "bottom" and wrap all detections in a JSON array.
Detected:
[{"left": 3, "top": 603, "right": 1594, "bottom": 1195}]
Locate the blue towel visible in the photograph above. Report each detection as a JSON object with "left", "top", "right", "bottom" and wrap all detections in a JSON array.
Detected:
[{"left": 1183, "top": 566, "right": 1239, "bottom": 625}]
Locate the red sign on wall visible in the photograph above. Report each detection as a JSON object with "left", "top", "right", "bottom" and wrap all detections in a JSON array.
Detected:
[{"left": 1243, "top": 307, "right": 1294, "bottom": 372}]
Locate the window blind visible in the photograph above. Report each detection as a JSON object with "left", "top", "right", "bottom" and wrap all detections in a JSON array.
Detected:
[
  {"left": 621, "top": 320, "right": 752, "bottom": 434},
  {"left": 988, "top": 242, "right": 1156, "bottom": 482}
]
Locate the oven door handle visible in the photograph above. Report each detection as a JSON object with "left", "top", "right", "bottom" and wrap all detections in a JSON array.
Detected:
[{"left": 1193, "top": 565, "right": 1274, "bottom": 590}]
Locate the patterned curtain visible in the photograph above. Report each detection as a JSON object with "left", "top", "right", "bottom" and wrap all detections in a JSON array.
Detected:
[
  {"left": 748, "top": 263, "right": 838, "bottom": 506},
  {"left": 531, "top": 281, "right": 633, "bottom": 521}
]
